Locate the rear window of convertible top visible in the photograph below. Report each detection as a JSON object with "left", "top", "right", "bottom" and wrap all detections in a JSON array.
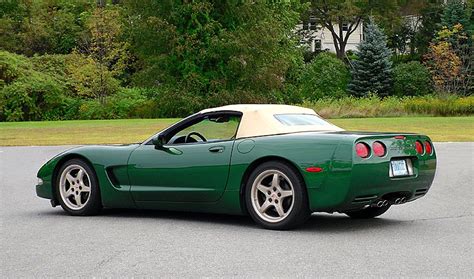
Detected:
[{"left": 274, "top": 114, "right": 334, "bottom": 127}]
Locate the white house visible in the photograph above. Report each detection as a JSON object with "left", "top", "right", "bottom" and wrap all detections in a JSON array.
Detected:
[{"left": 298, "top": 17, "right": 364, "bottom": 53}]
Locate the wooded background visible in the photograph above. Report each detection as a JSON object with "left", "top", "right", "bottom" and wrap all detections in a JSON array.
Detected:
[{"left": 1, "top": 0, "right": 472, "bottom": 121}]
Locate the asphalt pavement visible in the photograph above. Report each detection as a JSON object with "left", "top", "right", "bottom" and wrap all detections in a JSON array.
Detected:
[{"left": 1, "top": 143, "right": 473, "bottom": 278}]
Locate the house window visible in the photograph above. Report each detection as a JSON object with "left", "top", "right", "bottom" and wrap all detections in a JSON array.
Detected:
[
  {"left": 313, "top": 39, "right": 321, "bottom": 51},
  {"left": 303, "top": 22, "right": 309, "bottom": 30},
  {"left": 309, "top": 16, "right": 317, "bottom": 30},
  {"left": 303, "top": 16, "right": 318, "bottom": 31},
  {"left": 342, "top": 23, "right": 349, "bottom": 31}
]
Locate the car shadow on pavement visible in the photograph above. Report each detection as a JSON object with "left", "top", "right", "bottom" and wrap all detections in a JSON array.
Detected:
[
  {"left": 39, "top": 208, "right": 405, "bottom": 232},
  {"left": 301, "top": 213, "right": 405, "bottom": 233}
]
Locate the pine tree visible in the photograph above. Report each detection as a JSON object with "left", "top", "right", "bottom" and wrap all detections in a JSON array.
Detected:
[
  {"left": 441, "top": 0, "right": 469, "bottom": 29},
  {"left": 348, "top": 18, "right": 393, "bottom": 96}
]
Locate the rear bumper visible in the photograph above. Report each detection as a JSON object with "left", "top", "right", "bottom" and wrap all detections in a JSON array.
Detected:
[{"left": 308, "top": 156, "right": 436, "bottom": 212}]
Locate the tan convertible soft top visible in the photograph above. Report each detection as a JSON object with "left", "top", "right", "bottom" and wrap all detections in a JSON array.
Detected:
[{"left": 200, "top": 104, "right": 344, "bottom": 139}]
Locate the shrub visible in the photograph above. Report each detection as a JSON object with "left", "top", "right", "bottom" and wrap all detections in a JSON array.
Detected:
[
  {"left": 391, "top": 53, "right": 422, "bottom": 65},
  {"left": 404, "top": 95, "right": 474, "bottom": 116},
  {"left": 302, "top": 95, "right": 474, "bottom": 118},
  {"left": 0, "top": 51, "right": 72, "bottom": 121},
  {"left": 30, "top": 54, "right": 71, "bottom": 86},
  {"left": 152, "top": 87, "right": 206, "bottom": 118},
  {"left": 303, "top": 94, "right": 406, "bottom": 118},
  {"left": 0, "top": 72, "right": 68, "bottom": 121},
  {"left": 77, "top": 88, "right": 150, "bottom": 120},
  {"left": 393, "top": 62, "right": 432, "bottom": 97},
  {"left": 0, "top": 50, "right": 32, "bottom": 86},
  {"left": 66, "top": 53, "right": 120, "bottom": 100},
  {"left": 106, "top": 88, "right": 150, "bottom": 119},
  {"left": 300, "top": 52, "right": 350, "bottom": 100}
]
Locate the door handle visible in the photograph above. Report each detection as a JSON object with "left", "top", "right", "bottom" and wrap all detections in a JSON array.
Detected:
[{"left": 209, "top": 146, "right": 225, "bottom": 153}]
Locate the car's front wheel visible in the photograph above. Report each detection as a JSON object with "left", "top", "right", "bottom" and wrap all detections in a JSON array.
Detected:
[
  {"left": 245, "top": 161, "right": 310, "bottom": 230},
  {"left": 56, "top": 159, "right": 102, "bottom": 215}
]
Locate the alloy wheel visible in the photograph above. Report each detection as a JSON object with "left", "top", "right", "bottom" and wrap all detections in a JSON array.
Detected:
[
  {"left": 250, "top": 170, "right": 295, "bottom": 223},
  {"left": 59, "top": 164, "right": 91, "bottom": 210}
]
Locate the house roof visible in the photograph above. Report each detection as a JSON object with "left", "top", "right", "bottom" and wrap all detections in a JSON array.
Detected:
[{"left": 200, "top": 104, "right": 344, "bottom": 138}]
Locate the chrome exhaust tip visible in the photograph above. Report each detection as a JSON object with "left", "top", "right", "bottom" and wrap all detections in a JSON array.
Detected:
[
  {"left": 394, "top": 198, "right": 401, "bottom": 204},
  {"left": 375, "top": 200, "right": 388, "bottom": 207},
  {"left": 400, "top": 197, "right": 407, "bottom": 203}
]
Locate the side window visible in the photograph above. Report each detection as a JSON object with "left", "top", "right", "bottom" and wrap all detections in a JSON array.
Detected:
[{"left": 168, "top": 114, "right": 241, "bottom": 144}]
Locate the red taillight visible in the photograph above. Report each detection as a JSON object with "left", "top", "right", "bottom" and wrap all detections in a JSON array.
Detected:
[
  {"left": 394, "top": 135, "right": 406, "bottom": 140},
  {"left": 356, "top": 142, "right": 370, "bottom": 158},
  {"left": 424, "top": 141, "right": 432, "bottom": 155},
  {"left": 372, "top": 141, "right": 386, "bottom": 157},
  {"left": 415, "top": 141, "right": 424, "bottom": 154}
]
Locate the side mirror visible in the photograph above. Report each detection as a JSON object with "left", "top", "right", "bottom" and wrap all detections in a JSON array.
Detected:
[{"left": 152, "top": 134, "right": 166, "bottom": 149}]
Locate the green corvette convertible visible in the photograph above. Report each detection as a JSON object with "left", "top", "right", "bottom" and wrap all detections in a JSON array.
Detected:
[{"left": 36, "top": 104, "right": 436, "bottom": 229}]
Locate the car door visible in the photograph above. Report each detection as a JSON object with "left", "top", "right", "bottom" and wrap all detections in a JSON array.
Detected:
[{"left": 127, "top": 112, "right": 241, "bottom": 203}]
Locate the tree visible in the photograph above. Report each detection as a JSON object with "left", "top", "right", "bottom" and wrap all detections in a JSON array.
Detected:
[
  {"left": 393, "top": 61, "right": 432, "bottom": 96},
  {"left": 425, "top": 24, "right": 471, "bottom": 94},
  {"left": 123, "top": 0, "right": 304, "bottom": 110},
  {"left": 413, "top": 1, "right": 445, "bottom": 57},
  {"left": 424, "top": 1, "right": 472, "bottom": 95},
  {"left": 308, "top": 0, "right": 400, "bottom": 59},
  {"left": 441, "top": 0, "right": 470, "bottom": 28},
  {"left": 0, "top": 0, "right": 94, "bottom": 56},
  {"left": 385, "top": 0, "right": 445, "bottom": 59},
  {"left": 300, "top": 52, "right": 350, "bottom": 100},
  {"left": 348, "top": 19, "right": 393, "bottom": 96},
  {"left": 74, "top": 6, "right": 129, "bottom": 103}
]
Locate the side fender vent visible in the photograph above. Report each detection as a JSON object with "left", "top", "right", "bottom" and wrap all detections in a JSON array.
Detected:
[{"left": 105, "top": 167, "right": 120, "bottom": 188}]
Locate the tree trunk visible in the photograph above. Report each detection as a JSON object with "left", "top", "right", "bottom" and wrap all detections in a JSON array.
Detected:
[
  {"left": 97, "top": 0, "right": 106, "bottom": 8},
  {"left": 336, "top": 41, "right": 346, "bottom": 59},
  {"left": 324, "top": 18, "right": 361, "bottom": 60}
]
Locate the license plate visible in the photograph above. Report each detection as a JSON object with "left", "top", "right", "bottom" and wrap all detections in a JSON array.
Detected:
[{"left": 390, "top": 160, "right": 409, "bottom": 177}]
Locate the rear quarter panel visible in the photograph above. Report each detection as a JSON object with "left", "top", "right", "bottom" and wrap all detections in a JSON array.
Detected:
[{"left": 226, "top": 132, "right": 357, "bottom": 212}]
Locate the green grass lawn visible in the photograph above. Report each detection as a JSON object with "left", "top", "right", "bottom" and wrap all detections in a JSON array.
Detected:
[{"left": 0, "top": 116, "right": 472, "bottom": 146}]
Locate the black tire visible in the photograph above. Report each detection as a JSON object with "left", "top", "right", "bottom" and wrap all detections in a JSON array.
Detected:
[
  {"left": 345, "top": 205, "right": 391, "bottom": 219},
  {"left": 55, "top": 158, "right": 102, "bottom": 216},
  {"left": 245, "top": 161, "right": 310, "bottom": 230}
]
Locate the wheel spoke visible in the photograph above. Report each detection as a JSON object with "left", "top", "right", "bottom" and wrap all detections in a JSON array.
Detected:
[
  {"left": 77, "top": 169, "right": 84, "bottom": 181},
  {"left": 259, "top": 200, "right": 272, "bottom": 213},
  {"left": 74, "top": 193, "right": 82, "bottom": 206},
  {"left": 280, "top": 190, "right": 293, "bottom": 198},
  {"left": 65, "top": 188, "right": 74, "bottom": 198},
  {"left": 65, "top": 173, "right": 74, "bottom": 184},
  {"left": 81, "top": 184, "right": 91, "bottom": 193},
  {"left": 256, "top": 183, "right": 270, "bottom": 195},
  {"left": 271, "top": 173, "right": 279, "bottom": 188},
  {"left": 274, "top": 202, "right": 285, "bottom": 217}
]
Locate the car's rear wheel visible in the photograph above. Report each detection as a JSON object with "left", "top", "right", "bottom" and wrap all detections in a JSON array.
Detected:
[
  {"left": 245, "top": 161, "right": 310, "bottom": 230},
  {"left": 345, "top": 205, "right": 391, "bottom": 219},
  {"left": 56, "top": 159, "right": 102, "bottom": 215}
]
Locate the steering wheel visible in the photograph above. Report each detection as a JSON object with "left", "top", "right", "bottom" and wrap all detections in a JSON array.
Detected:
[{"left": 185, "top": 131, "right": 207, "bottom": 143}]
